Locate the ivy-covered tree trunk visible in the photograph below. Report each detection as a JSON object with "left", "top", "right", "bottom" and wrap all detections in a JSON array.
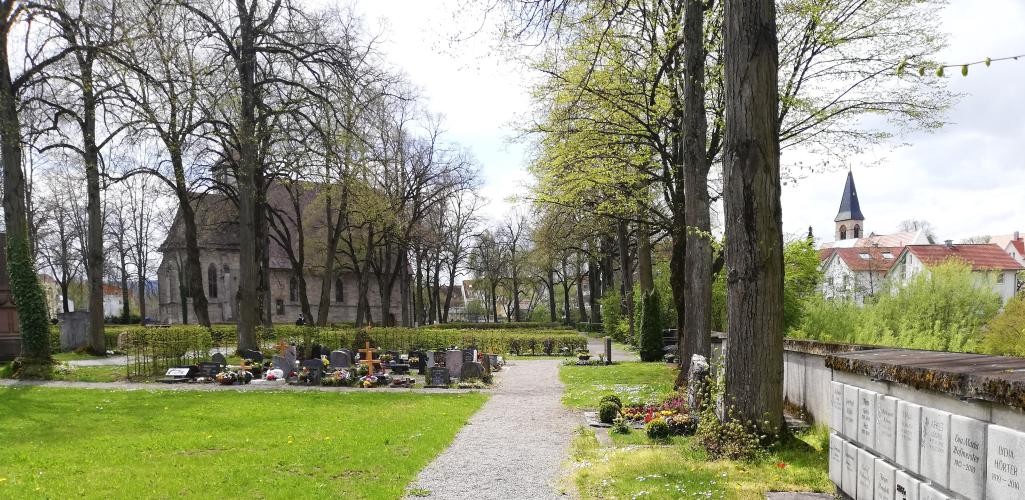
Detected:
[{"left": 722, "top": 0, "right": 785, "bottom": 436}]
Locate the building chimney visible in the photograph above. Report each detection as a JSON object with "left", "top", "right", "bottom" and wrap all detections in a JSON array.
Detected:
[
  {"left": 1015, "top": 231, "right": 1020, "bottom": 241},
  {"left": 944, "top": 239, "right": 953, "bottom": 248}
]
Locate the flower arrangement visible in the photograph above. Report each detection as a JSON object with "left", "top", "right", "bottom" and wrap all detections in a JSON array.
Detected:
[{"left": 359, "top": 375, "right": 378, "bottom": 388}]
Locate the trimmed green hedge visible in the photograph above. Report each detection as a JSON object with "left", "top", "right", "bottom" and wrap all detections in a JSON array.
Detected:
[
  {"left": 422, "top": 321, "right": 570, "bottom": 330},
  {"left": 123, "top": 327, "right": 213, "bottom": 377}
]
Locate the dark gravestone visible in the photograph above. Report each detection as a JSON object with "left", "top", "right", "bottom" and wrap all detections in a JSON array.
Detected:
[
  {"left": 488, "top": 354, "right": 501, "bottom": 370},
  {"left": 301, "top": 359, "right": 323, "bottom": 385},
  {"left": 391, "top": 363, "right": 410, "bottom": 375},
  {"left": 605, "top": 337, "right": 613, "bottom": 365},
  {"left": 309, "top": 343, "right": 324, "bottom": 359},
  {"left": 58, "top": 311, "right": 90, "bottom": 351},
  {"left": 462, "top": 349, "right": 477, "bottom": 364},
  {"left": 239, "top": 349, "right": 263, "bottom": 362},
  {"left": 460, "top": 362, "right": 485, "bottom": 381},
  {"left": 272, "top": 355, "right": 293, "bottom": 373},
  {"left": 426, "top": 366, "right": 451, "bottom": 388},
  {"left": 329, "top": 350, "right": 352, "bottom": 368},
  {"left": 414, "top": 351, "right": 427, "bottom": 374},
  {"left": 433, "top": 351, "right": 445, "bottom": 366},
  {"left": 159, "top": 365, "right": 197, "bottom": 384},
  {"left": 197, "top": 362, "right": 224, "bottom": 379},
  {"left": 211, "top": 352, "right": 227, "bottom": 365}
]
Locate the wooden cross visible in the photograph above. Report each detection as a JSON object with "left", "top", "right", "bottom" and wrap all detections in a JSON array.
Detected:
[{"left": 359, "top": 341, "right": 381, "bottom": 375}]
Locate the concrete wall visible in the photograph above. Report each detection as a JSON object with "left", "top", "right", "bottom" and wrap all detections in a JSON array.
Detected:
[{"left": 784, "top": 349, "right": 834, "bottom": 423}]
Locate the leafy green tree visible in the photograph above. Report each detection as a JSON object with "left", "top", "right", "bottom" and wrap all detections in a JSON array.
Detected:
[
  {"left": 638, "top": 290, "right": 664, "bottom": 362},
  {"left": 783, "top": 239, "right": 824, "bottom": 331},
  {"left": 980, "top": 295, "right": 1025, "bottom": 357}
]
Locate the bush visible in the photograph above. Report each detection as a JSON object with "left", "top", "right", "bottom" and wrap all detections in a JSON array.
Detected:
[
  {"left": 638, "top": 290, "right": 664, "bottom": 362},
  {"left": 980, "top": 295, "right": 1025, "bottom": 356},
  {"left": 694, "top": 370, "right": 764, "bottom": 460},
  {"left": 598, "top": 401, "right": 620, "bottom": 424},
  {"left": 645, "top": 417, "right": 671, "bottom": 442},
  {"left": 123, "top": 326, "right": 213, "bottom": 378},
  {"left": 600, "top": 291, "right": 624, "bottom": 341},
  {"left": 599, "top": 394, "right": 623, "bottom": 409},
  {"left": 610, "top": 417, "right": 631, "bottom": 435}
]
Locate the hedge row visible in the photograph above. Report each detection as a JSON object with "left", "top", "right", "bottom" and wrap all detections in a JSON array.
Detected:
[{"left": 422, "top": 321, "right": 571, "bottom": 330}]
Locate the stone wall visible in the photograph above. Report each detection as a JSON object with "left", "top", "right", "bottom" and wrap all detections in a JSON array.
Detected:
[{"left": 828, "top": 349, "right": 1025, "bottom": 499}]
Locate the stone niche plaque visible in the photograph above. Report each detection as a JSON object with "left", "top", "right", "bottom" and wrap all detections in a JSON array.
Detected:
[
  {"left": 857, "top": 448, "right": 875, "bottom": 500},
  {"left": 876, "top": 395, "right": 898, "bottom": 460},
  {"left": 843, "top": 440, "right": 860, "bottom": 497},
  {"left": 987, "top": 424, "right": 1025, "bottom": 499},
  {"left": 858, "top": 389, "right": 878, "bottom": 448},
  {"left": 844, "top": 385, "right": 860, "bottom": 440},
  {"left": 897, "top": 401, "right": 923, "bottom": 473},
  {"left": 829, "top": 433, "right": 844, "bottom": 486},
  {"left": 894, "top": 469, "right": 920, "bottom": 500},
  {"left": 948, "top": 415, "right": 986, "bottom": 499},
  {"left": 831, "top": 381, "right": 845, "bottom": 432},
  {"left": 920, "top": 407, "right": 951, "bottom": 488},
  {"left": 875, "top": 457, "right": 896, "bottom": 500},
  {"left": 918, "top": 482, "right": 951, "bottom": 500}
]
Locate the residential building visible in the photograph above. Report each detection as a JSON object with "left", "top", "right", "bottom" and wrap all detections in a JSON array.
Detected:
[{"left": 887, "top": 243, "right": 1023, "bottom": 303}]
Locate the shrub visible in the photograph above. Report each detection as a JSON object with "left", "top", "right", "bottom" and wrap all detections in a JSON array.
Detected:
[
  {"left": 600, "top": 291, "right": 623, "bottom": 341},
  {"left": 598, "top": 401, "right": 620, "bottom": 424},
  {"left": 638, "top": 290, "right": 664, "bottom": 362},
  {"left": 610, "top": 417, "right": 631, "bottom": 435},
  {"left": 980, "top": 294, "right": 1025, "bottom": 356},
  {"left": 645, "top": 417, "right": 671, "bottom": 442},
  {"left": 123, "top": 326, "right": 213, "bottom": 377},
  {"left": 599, "top": 394, "right": 623, "bottom": 409},
  {"left": 694, "top": 371, "right": 763, "bottom": 460}
]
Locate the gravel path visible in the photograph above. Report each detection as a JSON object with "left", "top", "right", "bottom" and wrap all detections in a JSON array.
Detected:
[
  {"left": 407, "top": 359, "right": 576, "bottom": 499},
  {"left": 586, "top": 336, "right": 638, "bottom": 362}
]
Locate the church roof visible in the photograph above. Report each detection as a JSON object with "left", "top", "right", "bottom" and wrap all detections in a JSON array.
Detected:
[
  {"left": 820, "top": 230, "right": 928, "bottom": 249},
  {"left": 834, "top": 171, "right": 865, "bottom": 222}
]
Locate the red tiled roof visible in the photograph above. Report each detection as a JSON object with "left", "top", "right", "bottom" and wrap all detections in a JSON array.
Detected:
[
  {"left": 1011, "top": 239, "right": 1025, "bottom": 256},
  {"left": 818, "top": 248, "right": 835, "bottom": 262},
  {"left": 905, "top": 244, "right": 1024, "bottom": 271},
  {"left": 832, "top": 247, "right": 902, "bottom": 272}
]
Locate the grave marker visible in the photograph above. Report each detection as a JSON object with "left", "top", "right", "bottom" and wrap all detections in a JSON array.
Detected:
[
  {"left": 329, "top": 350, "right": 352, "bottom": 368},
  {"left": 875, "top": 458, "right": 896, "bottom": 500},
  {"left": 918, "top": 482, "right": 951, "bottom": 500},
  {"left": 876, "top": 395, "right": 898, "bottom": 460},
  {"left": 948, "top": 415, "right": 985, "bottom": 499},
  {"left": 858, "top": 389, "right": 877, "bottom": 447},
  {"left": 844, "top": 385, "right": 860, "bottom": 439},
  {"left": 831, "top": 381, "right": 845, "bottom": 432},
  {"left": 425, "top": 366, "right": 451, "bottom": 388},
  {"left": 829, "top": 433, "right": 843, "bottom": 486},
  {"left": 211, "top": 352, "right": 227, "bottom": 365},
  {"left": 359, "top": 342, "right": 381, "bottom": 375},
  {"left": 857, "top": 448, "right": 875, "bottom": 500},
  {"left": 987, "top": 424, "right": 1025, "bottom": 499},
  {"left": 843, "top": 441, "right": 859, "bottom": 497},
  {"left": 920, "top": 407, "right": 951, "bottom": 488},
  {"left": 894, "top": 469, "right": 920, "bottom": 500},
  {"left": 446, "top": 350, "right": 463, "bottom": 379},
  {"left": 897, "top": 401, "right": 922, "bottom": 473}
]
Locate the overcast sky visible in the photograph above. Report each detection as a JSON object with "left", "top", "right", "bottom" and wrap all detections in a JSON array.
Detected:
[{"left": 345, "top": 0, "right": 1024, "bottom": 243}]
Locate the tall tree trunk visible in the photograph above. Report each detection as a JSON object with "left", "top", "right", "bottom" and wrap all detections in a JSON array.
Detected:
[
  {"left": 120, "top": 252, "right": 130, "bottom": 322},
  {"left": 316, "top": 194, "right": 344, "bottom": 326},
  {"left": 678, "top": 0, "right": 713, "bottom": 387},
  {"left": 235, "top": 1, "right": 262, "bottom": 350},
  {"left": 442, "top": 263, "right": 456, "bottom": 323},
  {"left": 172, "top": 162, "right": 210, "bottom": 327},
  {"left": 61, "top": 283, "right": 71, "bottom": 313},
  {"left": 81, "top": 56, "right": 105, "bottom": 354},
  {"left": 511, "top": 248, "right": 521, "bottom": 322},
  {"left": 637, "top": 221, "right": 654, "bottom": 293},
  {"left": 617, "top": 220, "right": 635, "bottom": 342},
  {"left": 575, "top": 256, "right": 587, "bottom": 323},
  {"left": 490, "top": 283, "right": 499, "bottom": 323},
  {"left": 137, "top": 274, "right": 146, "bottom": 324},
  {"left": 723, "top": 0, "right": 784, "bottom": 435},
  {"left": 547, "top": 269, "right": 557, "bottom": 322},
  {"left": 588, "top": 256, "right": 601, "bottom": 322},
  {"left": 400, "top": 254, "right": 410, "bottom": 327}
]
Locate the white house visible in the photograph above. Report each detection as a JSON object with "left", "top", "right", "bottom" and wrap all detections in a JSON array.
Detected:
[
  {"left": 820, "top": 246, "right": 901, "bottom": 304},
  {"left": 886, "top": 243, "right": 1023, "bottom": 303}
]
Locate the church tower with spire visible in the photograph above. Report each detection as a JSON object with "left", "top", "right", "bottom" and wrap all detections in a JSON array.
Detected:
[{"left": 834, "top": 171, "right": 865, "bottom": 241}]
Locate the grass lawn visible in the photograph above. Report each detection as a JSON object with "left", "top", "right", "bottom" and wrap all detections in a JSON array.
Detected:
[
  {"left": 570, "top": 426, "right": 832, "bottom": 499},
  {"left": 0, "top": 387, "right": 487, "bottom": 498},
  {"left": 560, "top": 361, "right": 678, "bottom": 409},
  {"left": 0, "top": 362, "right": 131, "bottom": 383}
]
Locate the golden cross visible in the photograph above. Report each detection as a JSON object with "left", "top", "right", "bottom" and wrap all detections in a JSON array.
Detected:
[{"left": 359, "top": 341, "right": 381, "bottom": 375}]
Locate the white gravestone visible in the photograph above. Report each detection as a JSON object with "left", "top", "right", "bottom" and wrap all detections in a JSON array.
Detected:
[
  {"left": 843, "top": 440, "right": 860, "bottom": 498},
  {"left": 876, "top": 395, "right": 898, "bottom": 460},
  {"left": 445, "top": 350, "right": 463, "bottom": 379},
  {"left": 895, "top": 469, "right": 920, "bottom": 500},
  {"left": 918, "top": 482, "right": 952, "bottom": 500},
  {"left": 831, "top": 381, "right": 845, "bottom": 432},
  {"left": 948, "top": 415, "right": 986, "bottom": 500},
  {"left": 858, "top": 389, "right": 878, "bottom": 447},
  {"left": 987, "top": 424, "right": 1025, "bottom": 500},
  {"left": 897, "top": 401, "right": 923, "bottom": 473},
  {"left": 844, "top": 385, "right": 860, "bottom": 440},
  {"left": 920, "top": 407, "right": 951, "bottom": 488},
  {"left": 857, "top": 448, "right": 876, "bottom": 500},
  {"left": 829, "top": 433, "right": 844, "bottom": 486},
  {"left": 875, "top": 458, "right": 896, "bottom": 500}
]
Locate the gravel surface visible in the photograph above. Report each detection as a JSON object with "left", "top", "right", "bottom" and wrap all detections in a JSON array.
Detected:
[
  {"left": 406, "top": 359, "right": 576, "bottom": 499},
  {"left": 586, "top": 336, "right": 638, "bottom": 362}
]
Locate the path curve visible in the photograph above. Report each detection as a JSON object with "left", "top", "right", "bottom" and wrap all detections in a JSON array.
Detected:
[{"left": 406, "top": 359, "right": 576, "bottom": 499}]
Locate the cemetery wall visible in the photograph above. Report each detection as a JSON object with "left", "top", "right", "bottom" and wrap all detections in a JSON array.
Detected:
[{"left": 827, "top": 348, "right": 1025, "bottom": 499}]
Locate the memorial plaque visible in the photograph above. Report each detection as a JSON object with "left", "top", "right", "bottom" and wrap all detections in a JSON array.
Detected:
[
  {"left": 857, "top": 448, "right": 875, "bottom": 500},
  {"left": 948, "top": 415, "right": 986, "bottom": 499},
  {"left": 897, "top": 401, "right": 923, "bottom": 473},
  {"left": 831, "top": 381, "right": 845, "bottom": 432},
  {"left": 987, "top": 424, "right": 1025, "bottom": 500},
  {"left": 844, "top": 385, "right": 860, "bottom": 439},
  {"left": 858, "top": 389, "right": 878, "bottom": 447},
  {"left": 446, "top": 350, "right": 463, "bottom": 379},
  {"left": 829, "top": 433, "right": 844, "bottom": 486},
  {"left": 918, "top": 482, "right": 951, "bottom": 500},
  {"left": 920, "top": 407, "right": 951, "bottom": 488},
  {"left": 843, "top": 441, "right": 860, "bottom": 497},
  {"left": 875, "top": 458, "right": 896, "bottom": 500},
  {"left": 894, "top": 469, "right": 920, "bottom": 500},
  {"left": 876, "top": 395, "right": 898, "bottom": 460}
]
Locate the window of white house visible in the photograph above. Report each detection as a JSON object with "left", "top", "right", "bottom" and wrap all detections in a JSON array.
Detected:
[{"left": 997, "top": 273, "right": 1005, "bottom": 284}]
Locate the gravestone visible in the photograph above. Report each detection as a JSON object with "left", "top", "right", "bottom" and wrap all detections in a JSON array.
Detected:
[
  {"left": 211, "top": 352, "right": 227, "bottom": 365},
  {"left": 272, "top": 355, "right": 293, "bottom": 373},
  {"left": 686, "top": 354, "right": 711, "bottom": 412},
  {"left": 462, "top": 348, "right": 477, "bottom": 365},
  {"left": 896, "top": 401, "right": 922, "bottom": 473},
  {"left": 856, "top": 447, "right": 874, "bottom": 500},
  {"left": 329, "top": 350, "right": 352, "bottom": 368},
  {"left": 948, "top": 415, "right": 986, "bottom": 499},
  {"left": 159, "top": 365, "right": 196, "bottom": 384},
  {"left": 446, "top": 350, "right": 463, "bottom": 379},
  {"left": 391, "top": 362, "right": 411, "bottom": 375},
  {"left": 433, "top": 351, "right": 445, "bottom": 366},
  {"left": 301, "top": 359, "right": 323, "bottom": 385},
  {"left": 843, "top": 441, "right": 859, "bottom": 497},
  {"left": 197, "top": 361, "right": 223, "bottom": 378},
  {"left": 604, "top": 337, "right": 612, "bottom": 365},
  {"left": 876, "top": 395, "right": 898, "bottom": 460},
  {"left": 829, "top": 434, "right": 843, "bottom": 486},
  {"left": 460, "top": 362, "right": 484, "bottom": 381},
  {"left": 425, "top": 366, "right": 451, "bottom": 388},
  {"left": 894, "top": 469, "right": 920, "bottom": 500},
  {"left": 987, "top": 424, "right": 1025, "bottom": 499},
  {"left": 425, "top": 351, "right": 435, "bottom": 370},
  {"left": 58, "top": 311, "right": 90, "bottom": 351},
  {"left": 919, "top": 407, "right": 951, "bottom": 488},
  {"left": 874, "top": 458, "right": 896, "bottom": 500},
  {"left": 831, "top": 382, "right": 845, "bottom": 432},
  {"left": 858, "top": 389, "right": 877, "bottom": 448},
  {"left": 844, "top": 385, "right": 860, "bottom": 439},
  {"left": 239, "top": 349, "right": 263, "bottom": 362},
  {"left": 488, "top": 354, "right": 500, "bottom": 371},
  {"left": 918, "top": 483, "right": 951, "bottom": 500}
]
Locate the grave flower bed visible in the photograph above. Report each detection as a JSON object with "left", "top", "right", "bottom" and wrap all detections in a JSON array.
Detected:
[{"left": 619, "top": 393, "right": 695, "bottom": 435}]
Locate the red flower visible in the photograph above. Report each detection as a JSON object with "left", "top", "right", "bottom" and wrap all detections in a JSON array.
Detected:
[
  {"left": 776, "top": 462, "right": 787, "bottom": 469},
  {"left": 644, "top": 408, "right": 654, "bottom": 423}
]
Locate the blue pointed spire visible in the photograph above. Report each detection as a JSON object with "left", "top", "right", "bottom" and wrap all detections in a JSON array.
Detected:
[{"left": 834, "top": 171, "right": 864, "bottom": 222}]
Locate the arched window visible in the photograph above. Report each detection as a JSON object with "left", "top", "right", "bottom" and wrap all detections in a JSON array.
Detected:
[
  {"left": 853, "top": 224, "right": 861, "bottom": 238},
  {"left": 207, "top": 264, "right": 218, "bottom": 298},
  {"left": 289, "top": 276, "right": 298, "bottom": 302},
  {"left": 335, "top": 277, "right": 344, "bottom": 303},
  {"left": 839, "top": 225, "right": 847, "bottom": 240}
]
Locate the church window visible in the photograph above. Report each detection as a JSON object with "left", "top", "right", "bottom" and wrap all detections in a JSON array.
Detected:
[
  {"left": 853, "top": 225, "right": 861, "bottom": 238},
  {"left": 289, "top": 276, "right": 298, "bottom": 302},
  {"left": 839, "top": 225, "right": 847, "bottom": 240},
  {"left": 335, "top": 278, "right": 344, "bottom": 303},
  {"left": 207, "top": 264, "right": 218, "bottom": 298},
  {"left": 275, "top": 299, "right": 285, "bottom": 316}
]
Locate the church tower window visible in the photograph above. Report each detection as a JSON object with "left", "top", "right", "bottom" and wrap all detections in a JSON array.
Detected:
[
  {"left": 207, "top": 264, "right": 218, "bottom": 298},
  {"left": 289, "top": 276, "right": 298, "bottom": 303},
  {"left": 839, "top": 225, "right": 847, "bottom": 240},
  {"left": 335, "top": 278, "right": 344, "bottom": 303}
]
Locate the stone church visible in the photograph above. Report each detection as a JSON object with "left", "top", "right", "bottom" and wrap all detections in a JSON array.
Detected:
[{"left": 156, "top": 184, "right": 405, "bottom": 325}]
